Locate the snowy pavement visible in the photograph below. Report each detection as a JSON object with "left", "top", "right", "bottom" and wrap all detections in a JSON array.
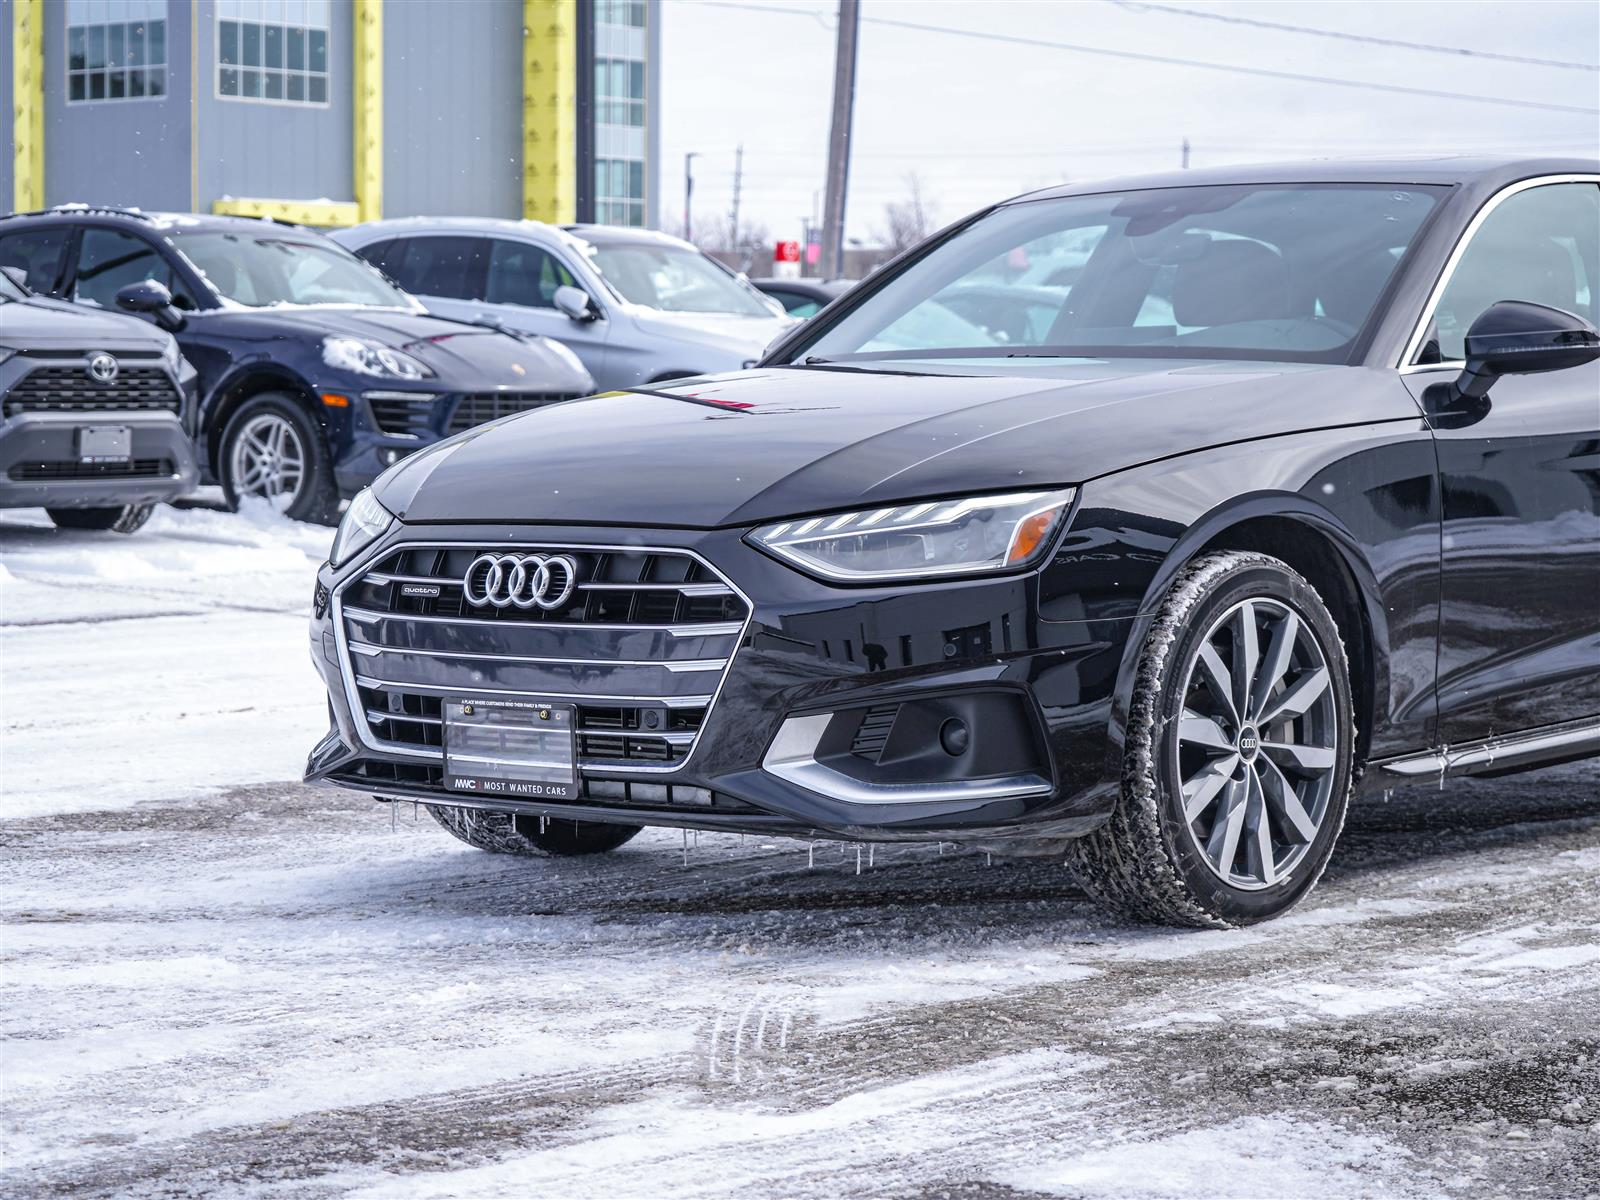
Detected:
[{"left": 2, "top": 504, "right": 1598, "bottom": 1199}]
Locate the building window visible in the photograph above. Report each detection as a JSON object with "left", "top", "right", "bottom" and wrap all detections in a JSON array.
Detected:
[
  {"left": 596, "top": 0, "right": 646, "bottom": 29},
  {"left": 217, "top": 0, "right": 330, "bottom": 105},
  {"left": 67, "top": 0, "right": 168, "bottom": 103},
  {"left": 595, "top": 58, "right": 644, "bottom": 127},
  {"left": 595, "top": 158, "right": 645, "bottom": 227}
]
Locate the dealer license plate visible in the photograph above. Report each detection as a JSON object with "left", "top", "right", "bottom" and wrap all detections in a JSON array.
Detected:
[{"left": 443, "top": 698, "right": 578, "bottom": 799}]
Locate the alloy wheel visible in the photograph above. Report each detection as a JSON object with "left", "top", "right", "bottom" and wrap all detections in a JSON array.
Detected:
[
  {"left": 229, "top": 413, "right": 306, "bottom": 511},
  {"left": 1173, "top": 596, "right": 1340, "bottom": 890}
]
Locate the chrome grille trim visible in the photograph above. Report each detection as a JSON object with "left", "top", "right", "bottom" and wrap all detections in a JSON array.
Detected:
[
  {"left": 360, "top": 707, "right": 697, "bottom": 747},
  {"left": 332, "top": 538, "right": 753, "bottom": 774},
  {"left": 353, "top": 674, "right": 715, "bottom": 706},
  {"left": 361, "top": 570, "right": 733, "bottom": 596},
  {"left": 346, "top": 639, "right": 727, "bottom": 673},
  {"left": 343, "top": 604, "right": 741, "bottom": 637}
]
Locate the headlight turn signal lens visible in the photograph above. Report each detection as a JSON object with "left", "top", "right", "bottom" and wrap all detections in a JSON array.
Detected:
[{"left": 748, "top": 488, "right": 1075, "bottom": 583}]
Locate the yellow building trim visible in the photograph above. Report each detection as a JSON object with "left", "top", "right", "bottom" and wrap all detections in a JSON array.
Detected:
[
  {"left": 12, "top": 0, "right": 45, "bottom": 212},
  {"left": 523, "top": 0, "right": 576, "bottom": 224},
  {"left": 211, "top": 197, "right": 362, "bottom": 227},
  {"left": 353, "top": 0, "right": 384, "bottom": 223}
]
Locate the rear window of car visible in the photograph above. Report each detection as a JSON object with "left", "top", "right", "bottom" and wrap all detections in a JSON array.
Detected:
[{"left": 370, "top": 236, "right": 488, "bottom": 301}]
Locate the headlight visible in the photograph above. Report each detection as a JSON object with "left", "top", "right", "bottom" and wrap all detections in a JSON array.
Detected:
[
  {"left": 322, "top": 335, "right": 433, "bottom": 380},
  {"left": 748, "top": 488, "right": 1075, "bottom": 582},
  {"left": 330, "top": 487, "right": 394, "bottom": 567},
  {"left": 541, "top": 336, "right": 586, "bottom": 376}
]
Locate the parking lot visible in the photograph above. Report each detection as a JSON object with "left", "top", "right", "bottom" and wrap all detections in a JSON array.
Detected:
[{"left": 2, "top": 504, "right": 1596, "bottom": 1199}]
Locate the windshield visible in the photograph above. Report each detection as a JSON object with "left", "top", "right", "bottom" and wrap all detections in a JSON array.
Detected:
[
  {"left": 590, "top": 243, "right": 776, "bottom": 316},
  {"left": 171, "top": 231, "right": 412, "bottom": 308},
  {"left": 799, "top": 184, "right": 1444, "bottom": 366}
]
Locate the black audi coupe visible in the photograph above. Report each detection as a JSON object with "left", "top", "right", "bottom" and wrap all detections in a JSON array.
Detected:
[{"left": 306, "top": 158, "right": 1600, "bottom": 926}]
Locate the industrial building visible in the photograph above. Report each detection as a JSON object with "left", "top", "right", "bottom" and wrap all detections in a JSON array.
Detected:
[{"left": 5, "top": 0, "right": 661, "bottom": 228}]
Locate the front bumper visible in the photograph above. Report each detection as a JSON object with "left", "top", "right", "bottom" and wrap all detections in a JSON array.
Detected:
[
  {"left": 304, "top": 521, "right": 1132, "bottom": 842},
  {"left": 327, "top": 387, "right": 587, "bottom": 499},
  {"left": 0, "top": 410, "right": 199, "bottom": 510}
]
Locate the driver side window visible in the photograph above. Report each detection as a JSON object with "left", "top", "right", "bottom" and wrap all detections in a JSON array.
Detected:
[
  {"left": 73, "top": 228, "right": 195, "bottom": 310},
  {"left": 1425, "top": 182, "right": 1598, "bottom": 363}
]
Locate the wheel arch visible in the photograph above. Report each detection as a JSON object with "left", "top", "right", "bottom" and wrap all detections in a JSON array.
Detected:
[
  {"left": 205, "top": 366, "right": 324, "bottom": 480},
  {"left": 1118, "top": 493, "right": 1389, "bottom": 770}
]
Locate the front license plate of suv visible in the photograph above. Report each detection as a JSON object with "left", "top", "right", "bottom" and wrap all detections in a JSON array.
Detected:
[
  {"left": 443, "top": 698, "right": 578, "bottom": 799},
  {"left": 78, "top": 425, "right": 132, "bottom": 463}
]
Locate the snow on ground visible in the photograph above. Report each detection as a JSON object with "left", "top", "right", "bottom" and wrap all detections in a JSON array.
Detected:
[
  {"left": 2, "top": 504, "right": 1598, "bottom": 1199},
  {"left": 1, "top": 501, "right": 329, "bottom": 818}
]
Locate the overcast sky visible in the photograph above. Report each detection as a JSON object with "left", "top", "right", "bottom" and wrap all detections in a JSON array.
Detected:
[{"left": 659, "top": 0, "right": 1600, "bottom": 249}]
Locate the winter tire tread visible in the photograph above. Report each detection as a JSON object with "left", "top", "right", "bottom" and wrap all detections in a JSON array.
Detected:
[{"left": 1063, "top": 550, "right": 1355, "bottom": 929}]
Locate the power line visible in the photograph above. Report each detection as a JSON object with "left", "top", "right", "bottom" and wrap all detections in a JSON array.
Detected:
[
  {"left": 700, "top": 1, "right": 1598, "bottom": 116},
  {"left": 1108, "top": 0, "right": 1600, "bottom": 72}
]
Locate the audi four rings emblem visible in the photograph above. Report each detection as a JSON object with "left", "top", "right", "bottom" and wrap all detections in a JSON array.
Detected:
[
  {"left": 87, "top": 353, "right": 119, "bottom": 384},
  {"left": 462, "top": 553, "right": 580, "bottom": 610}
]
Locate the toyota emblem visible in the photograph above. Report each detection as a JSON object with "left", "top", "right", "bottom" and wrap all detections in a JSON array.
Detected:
[
  {"left": 87, "top": 352, "right": 119, "bottom": 384},
  {"left": 462, "top": 552, "right": 579, "bottom": 610}
]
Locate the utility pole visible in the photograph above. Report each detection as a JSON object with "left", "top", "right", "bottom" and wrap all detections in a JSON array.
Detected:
[
  {"left": 820, "top": 0, "right": 860, "bottom": 281},
  {"left": 1181, "top": 137, "right": 1191, "bottom": 169},
  {"left": 684, "top": 151, "right": 701, "bottom": 243},
  {"left": 729, "top": 144, "right": 745, "bottom": 250}
]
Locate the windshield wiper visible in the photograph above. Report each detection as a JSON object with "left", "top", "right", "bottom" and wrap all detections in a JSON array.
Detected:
[{"left": 783, "top": 355, "right": 959, "bottom": 377}]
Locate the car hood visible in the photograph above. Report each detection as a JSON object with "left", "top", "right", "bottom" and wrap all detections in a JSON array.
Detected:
[
  {"left": 627, "top": 308, "right": 795, "bottom": 358},
  {"left": 375, "top": 358, "right": 1413, "bottom": 528},
  {"left": 0, "top": 295, "right": 175, "bottom": 351},
  {"left": 189, "top": 306, "right": 593, "bottom": 390}
]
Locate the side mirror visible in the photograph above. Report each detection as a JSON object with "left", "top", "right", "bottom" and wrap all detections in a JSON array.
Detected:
[
  {"left": 552, "top": 285, "right": 596, "bottom": 323},
  {"left": 0, "top": 265, "right": 31, "bottom": 293},
  {"left": 115, "top": 279, "right": 186, "bottom": 332},
  {"left": 1452, "top": 300, "right": 1600, "bottom": 403}
]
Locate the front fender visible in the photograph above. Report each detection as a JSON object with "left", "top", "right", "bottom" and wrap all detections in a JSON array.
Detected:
[{"left": 1043, "top": 419, "right": 1439, "bottom": 762}]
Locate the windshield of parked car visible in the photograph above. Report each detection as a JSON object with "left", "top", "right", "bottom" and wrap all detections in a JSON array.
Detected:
[
  {"left": 170, "top": 231, "right": 413, "bottom": 308},
  {"left": 796, "top": 183, "right": 1445, "bottom": 365},
  {"left": 589, "top": 243, "right": 777, "bottom": 316}
]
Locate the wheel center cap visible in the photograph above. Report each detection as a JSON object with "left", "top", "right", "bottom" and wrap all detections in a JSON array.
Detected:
[{"left": 1237, "top": 726, "right": 1261, "bottom": 762}]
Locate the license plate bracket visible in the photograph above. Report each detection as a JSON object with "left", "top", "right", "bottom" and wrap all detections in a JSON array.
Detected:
[
  {"left": 78, "top": 425, "right": 132, "bottom": 463},
  {"left": 443, "top": 698, "right": 578, "bottom": 800}
]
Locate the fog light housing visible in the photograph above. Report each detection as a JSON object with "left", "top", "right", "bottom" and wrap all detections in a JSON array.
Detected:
[{"left": 762, "top": 690, "right": 1051, "bottom": 805}]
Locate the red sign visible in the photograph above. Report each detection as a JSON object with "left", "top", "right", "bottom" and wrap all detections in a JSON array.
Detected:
[{"left": 774, "top": 240, "right": 801, "bottom": 263}]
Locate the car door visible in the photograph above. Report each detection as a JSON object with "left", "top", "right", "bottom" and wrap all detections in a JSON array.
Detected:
[
  {"left": 475, "top": 237, "right": 613, "bottom": 387},
  {"left": 1401, "top": 178, "right": 1600, "bottom": 741}
]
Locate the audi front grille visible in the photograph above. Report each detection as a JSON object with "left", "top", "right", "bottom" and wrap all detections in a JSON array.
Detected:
[
  {"left": 335, "top": 543, "right": 750, "bottom": 780},
  {"left": 3, "top": 364, "right": 182, "bottom": 419},
  {"left": 446, "top": 393, "right": 583, "bottom": 435}
]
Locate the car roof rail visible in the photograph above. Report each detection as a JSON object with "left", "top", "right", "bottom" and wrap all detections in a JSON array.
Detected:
[{"left": 0, "top": 204, "right": 160, "bottom": 223}]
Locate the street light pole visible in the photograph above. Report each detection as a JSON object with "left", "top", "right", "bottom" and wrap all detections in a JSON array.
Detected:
[
  {"left": 684, "top": 152, "right": 701, "bottom": 244},
  {"left": 820, "top": 0, "right": 860, "bottom": 281}
]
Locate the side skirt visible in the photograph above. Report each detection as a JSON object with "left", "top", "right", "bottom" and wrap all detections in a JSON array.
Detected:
[{"left": 1369, "top": 715, "right": 1600, "bottom": 783}]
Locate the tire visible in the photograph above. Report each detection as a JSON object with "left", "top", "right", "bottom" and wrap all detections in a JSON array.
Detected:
[
  {"left": 219, "top": 393, "right": 340, "bottom": 525},
  {"left": 45, "top": 504, "right": 154, "bottom": 534},
  {"left": 1065, "top": 550, "right": 1355, "bottom": 928},
  {"left": 426, "top": 806, "right": 642, "bottom": 857}
]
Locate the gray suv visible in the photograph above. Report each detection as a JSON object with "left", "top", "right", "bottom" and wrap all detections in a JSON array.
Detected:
[
  {"left": 332, "top": 220, "right": 795, "bottom": 389},
  {"left": 0, "top": 268, "right": 197, "bottom": 532}
]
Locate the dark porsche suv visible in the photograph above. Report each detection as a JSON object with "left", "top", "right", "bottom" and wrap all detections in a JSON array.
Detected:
[
  {"left": 306, "top": 159, "right": 1600, "bottom": 927},
  {"left": 0, "top": 209, "right": 592, "bottom": 523}
]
